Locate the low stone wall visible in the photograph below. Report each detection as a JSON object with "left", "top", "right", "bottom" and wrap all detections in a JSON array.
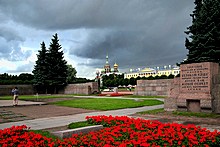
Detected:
[
  {"left": 0, "top": 85, "right": 35, "bottom": 96},
  {"left": 64, "top": 82, "right": 99, "bottom": 95},
  {"left": 134, "top": 79, "right": 173, "bottom": 96},
  {"left": 0, "top": 82, "right": 99, "bottom": 96}
]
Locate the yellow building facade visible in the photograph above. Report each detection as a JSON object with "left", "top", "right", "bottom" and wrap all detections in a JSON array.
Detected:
[{"left": 124, "top": 66, "right": 180, "bottom": 79}]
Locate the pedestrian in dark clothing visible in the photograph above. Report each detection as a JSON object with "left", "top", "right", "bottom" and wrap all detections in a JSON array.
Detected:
[{"left": 12, "top": 87, "right": 19, "bottom": 106}]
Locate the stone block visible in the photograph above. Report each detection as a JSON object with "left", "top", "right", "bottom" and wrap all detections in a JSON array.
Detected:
[
  {"left": 52, "top": 125, "right": 103, "bottom": 139},
  {"left": 187, "top": 99, "right": 201, "bottom": 112},
  {"left": 135, "top": 79, "right": 173, "bottom": 96},
  {"left": 213, "top": 99, "right": 220, "bottom": 114},
  {"left": 164, "top": 97, "right": 177, "bottom": 111}
]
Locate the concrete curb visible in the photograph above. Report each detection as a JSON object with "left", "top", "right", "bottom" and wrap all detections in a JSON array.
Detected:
[{"left": 52, "top": 125, "right": 103, "bottom": 139}]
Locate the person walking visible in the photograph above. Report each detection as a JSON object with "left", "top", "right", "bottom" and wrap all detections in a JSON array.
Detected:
[{"left": 12, "top": 87, "right": 19, "bottom": 106}]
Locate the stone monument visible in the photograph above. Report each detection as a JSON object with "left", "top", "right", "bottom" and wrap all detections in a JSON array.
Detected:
[{"left": 165, "top": 62, "right": 220, "bottom": 113}]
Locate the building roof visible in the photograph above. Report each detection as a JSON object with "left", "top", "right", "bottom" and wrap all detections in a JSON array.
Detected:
[
  {"left": 114, "top": 63, "right": 118, "bottom": 67},
  {"left": 141, "top": 68, "right": 155, "bottom": 72}
]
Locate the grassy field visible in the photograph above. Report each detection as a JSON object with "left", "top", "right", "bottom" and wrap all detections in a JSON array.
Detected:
[
  {"left": 172, "top": 111, "right": 220, "bottom": 118},
  {"left": 0, "top": 94, "right": 85, "bottom": 100},
  {"left": 51, "top": 98, "right": 163, "bottom": 110},
  {"left": 138, "top": 108, "right": 164, "bottom": 115},
  {"left": 138, "top": 108, "right": 220, "bottom": 118},
  {"left": 124, "top": 95, "right": 166, "bottom": 98},
  {"left": 0, "top": 94, "right": 165, "bottom": 100}
]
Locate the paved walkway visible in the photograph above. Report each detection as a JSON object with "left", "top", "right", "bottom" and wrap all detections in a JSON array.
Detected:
[
  {"left": 0, "top": 103, "right": 163, "bottom": 130},
  {"left": 0, "top": 100, "right": 46, "bottom": 107}
]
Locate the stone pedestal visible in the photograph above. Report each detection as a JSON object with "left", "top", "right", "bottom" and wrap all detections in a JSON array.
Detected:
[
  {"left": 164, "top": 78, "right": 179, "bottom": 111},
  {"left": 166, "top": 62, "right": 220, "bottom": 113}
]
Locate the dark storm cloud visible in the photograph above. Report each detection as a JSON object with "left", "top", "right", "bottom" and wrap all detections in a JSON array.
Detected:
[
  {"left": 0, "top": 0, "right": 194, "bottom": 69},
  {"left": 0, "top": 0, "right": 161, "bottom": 29}
]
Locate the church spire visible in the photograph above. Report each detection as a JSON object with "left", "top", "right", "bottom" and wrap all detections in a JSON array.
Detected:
[
  {"left": 104, "top": 52, "right": 111, "bottom": 73},
  {"left": 106, "top": 53, "right": 109, "bottom": 64}
]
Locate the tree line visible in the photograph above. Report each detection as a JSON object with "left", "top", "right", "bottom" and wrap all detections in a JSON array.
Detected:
[
  {"left": 0, "top": 72, "right": 93, "bottom": 85},
  {"left": 101, "top": 74, "right": 176, "bottom": 88}
]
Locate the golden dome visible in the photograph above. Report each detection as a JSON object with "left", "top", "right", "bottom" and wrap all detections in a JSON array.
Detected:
[{"left": 114, "top": 63, "right": 118, "bottom": 67}]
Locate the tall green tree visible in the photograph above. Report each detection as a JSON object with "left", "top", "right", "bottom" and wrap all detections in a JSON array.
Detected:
[
  {"left": 184, "top": 0, "right": 220, "bottom": 64},
  {"left": 32, "top": 41, "right": 48, "bottom": 86},
  {"left": 67, "top": 64, "right": 77, "bottom": 83},
  {"left": 47, "top": 33, "right": 68, "bottom": 90}
]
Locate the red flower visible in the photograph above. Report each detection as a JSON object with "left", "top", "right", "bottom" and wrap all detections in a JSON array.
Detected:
[{"left": 1, "top": 116, "right": 220, "bottom": 146}]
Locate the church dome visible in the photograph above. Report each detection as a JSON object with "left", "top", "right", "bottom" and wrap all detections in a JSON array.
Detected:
[{"left": 114, "top": 63, "right": 118, "bottom": 67}]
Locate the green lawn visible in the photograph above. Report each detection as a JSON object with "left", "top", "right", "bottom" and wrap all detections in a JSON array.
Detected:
[
  {"left": 124, "top": 95, "right": 166, "bottom": 98},
  {"left": 138, "top": 108, "right": 220, "bottom": 119},
  {"left": 0, "top": 94, "right": 84, "bottom": 100},
  {"left": 51, "top": 98, "right": 163, "bottom": 110},
  {"left": 138, "top": 108, "right": 164, "bottom": 115},
  {"left": 0, "top": 94, "right": 165, "bottom": 100},
  {"left": 173, "top": 111, "right": 220, "bottom": 118}
]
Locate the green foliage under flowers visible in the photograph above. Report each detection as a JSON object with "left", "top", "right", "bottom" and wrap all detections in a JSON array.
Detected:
[
  {"left": 29, "top": 130, "right": 58, "bottom": 140},
  {"left": 68, "top": 121, "right": 94, "bottom": 129}
]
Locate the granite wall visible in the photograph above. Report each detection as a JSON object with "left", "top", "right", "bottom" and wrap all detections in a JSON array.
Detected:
[
  {"left": 0, "top": 82, "right": 99, "bottom": 96},
  {"left": 134, "top": 79, "right": 173, "bottom": 96}
]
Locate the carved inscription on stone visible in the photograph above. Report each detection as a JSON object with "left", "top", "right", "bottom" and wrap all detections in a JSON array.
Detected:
[{"left": 180, "top": 63, "right": 209, "bottom": 92}]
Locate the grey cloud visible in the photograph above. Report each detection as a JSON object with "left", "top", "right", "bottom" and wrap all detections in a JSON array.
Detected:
[
  {"left": 0, "top": 0, "right": 194, "bottom": 71},
  {"left": 0, "top": 0, "right": 193, "bottom": 30},
  {"left": 0, "top": 38, "right": 31, "bottom": 61},
  {"left": 0, "top": 26, "right": 25, "bottom": 42},
  {"left": 7, "top": 62, "right": 34, "bottom": 74},
  {"left": 0, "top": 24, "right": 27, "bottom": 61}
]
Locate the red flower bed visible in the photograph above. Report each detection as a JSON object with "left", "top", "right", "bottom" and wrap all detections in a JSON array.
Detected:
[
  {"left": 110, "top": 93, "right": 124, "bottom": 97},
  {"left": 0, "top": 125, "right": 54, "bottom": 146},
  {"left": 1, "top": 116, "right": 220, "bottom": 147}
]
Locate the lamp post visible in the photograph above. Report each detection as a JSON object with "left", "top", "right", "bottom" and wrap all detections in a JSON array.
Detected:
[{"left": 96, "top": 70, "right": 100, "bottom": 93}]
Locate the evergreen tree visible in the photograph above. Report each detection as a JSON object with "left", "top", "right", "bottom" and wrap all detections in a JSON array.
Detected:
[
  {"left": 184, "top": 0, "right": 220, "bottom": 64},
  {"left": 47, "top": 33, "right": 68, "bottom": 90},
  {"left": 32, "top": 41, "right": 48, "bottom": 86}
]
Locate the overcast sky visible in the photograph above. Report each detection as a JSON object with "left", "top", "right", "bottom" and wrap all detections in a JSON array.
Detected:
[{"left": 0, "top": 0, "right": 194, "bottom": 79}]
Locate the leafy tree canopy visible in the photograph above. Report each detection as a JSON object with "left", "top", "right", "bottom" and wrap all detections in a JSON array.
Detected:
[{"left": 67, "top": 64, "right": 77, "bottom": 83}]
